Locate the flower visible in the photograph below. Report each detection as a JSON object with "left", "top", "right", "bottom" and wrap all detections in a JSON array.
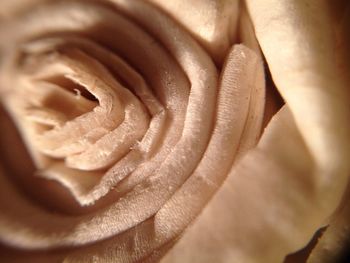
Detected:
[{"left": 0, "top": 0, "right": 349, "bottom": 262}]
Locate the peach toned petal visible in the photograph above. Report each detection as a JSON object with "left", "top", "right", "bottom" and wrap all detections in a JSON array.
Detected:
[
  {"left": 148, "top": 0, "right": 240, "bottom": 64},
  {"left": 161, "top": 106, "right": 318, "bottom": 263}
]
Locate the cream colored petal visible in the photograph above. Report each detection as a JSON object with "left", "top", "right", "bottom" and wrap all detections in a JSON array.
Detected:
[
  {"left": 246, "top": 0, "right": 350, "bottom": 255},
  {"left": 147, "top": 0, "right": 240, "bottom": 64},
  {"left": 306, "top": 2, "right": 350, "bottom": 262},
  {"left": 0, "top": 0, "right": 218, "bottom": 252},
  {"left": 161, "top": 106, "right": 318, "bottom": 263},
  {"left": 63, "top": 43, "right": 265, "bottom": 263},
  {"left": 0, "top": 1, "right": 267, "bottom": 262},
  {"left": 245, "top": 0, "right": 350, "bottom": 186}
]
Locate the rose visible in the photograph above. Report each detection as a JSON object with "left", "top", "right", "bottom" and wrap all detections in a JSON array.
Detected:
[
  {"left": 0, "top": 1, "right": 349, "bottom": 263},
  {"left": 0, "top": 1, "right": 266, "bottom": 262}
]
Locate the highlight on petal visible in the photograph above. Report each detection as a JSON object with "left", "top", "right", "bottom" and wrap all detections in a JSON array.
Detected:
[
  {"left": 245, "top": 0, "right": 350, "bottom": 257},
  {"left": 246, "top": 0, "right": 350, "bottom": 180},
  {"left": 148, "top": 0, "right": 240, "bottom": 64}
]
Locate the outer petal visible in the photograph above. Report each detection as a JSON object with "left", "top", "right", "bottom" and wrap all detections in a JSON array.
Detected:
[
  {"left": 161, "top": 106, "right": 320, "bottom": 263},
  {"left": 245, "top": 0, "right": 350, "bottom": 188},
  {"left": 163, "top": 1, "right": 350, "bottom": 262},
  {"left": 147, "top": 0, "right": 240, "bottom": 64}
]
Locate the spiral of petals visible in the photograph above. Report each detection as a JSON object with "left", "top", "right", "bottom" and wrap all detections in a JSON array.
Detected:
[{"left": 0, "top": 0, "right": 265, "bottom": 262}]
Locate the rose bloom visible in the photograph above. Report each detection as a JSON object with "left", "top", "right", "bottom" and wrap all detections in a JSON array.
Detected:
[{"left": 0, "top": 0, "right": 349, "bottom": 262}]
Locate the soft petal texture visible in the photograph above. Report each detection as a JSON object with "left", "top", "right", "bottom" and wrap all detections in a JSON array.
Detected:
[
  {"left": 246, "top": 0, "right": 350, "bottom": 249},
  {"left": 305, "top": 2, "right": 350, "bottom": 262},
  {"left": 1, "top": 0, "right": 349, "bottom": 262},
  {"left": 162, "top": 1, "right": 350, "bottom": 262},
  {"left": 0, "top": 0, "right": 267, "bottom": 262},
  {"left": 63, "top": 43, "right": 265, "bottom": 263},
  {"left": 148, "top": 0, "right": 239, "bottom": 64},
  {"left": 161, "top": 105, "right": 317, "bottom": 263},
  {"left": 246, "top": 0, "right": 350, "bottom": 183}
]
